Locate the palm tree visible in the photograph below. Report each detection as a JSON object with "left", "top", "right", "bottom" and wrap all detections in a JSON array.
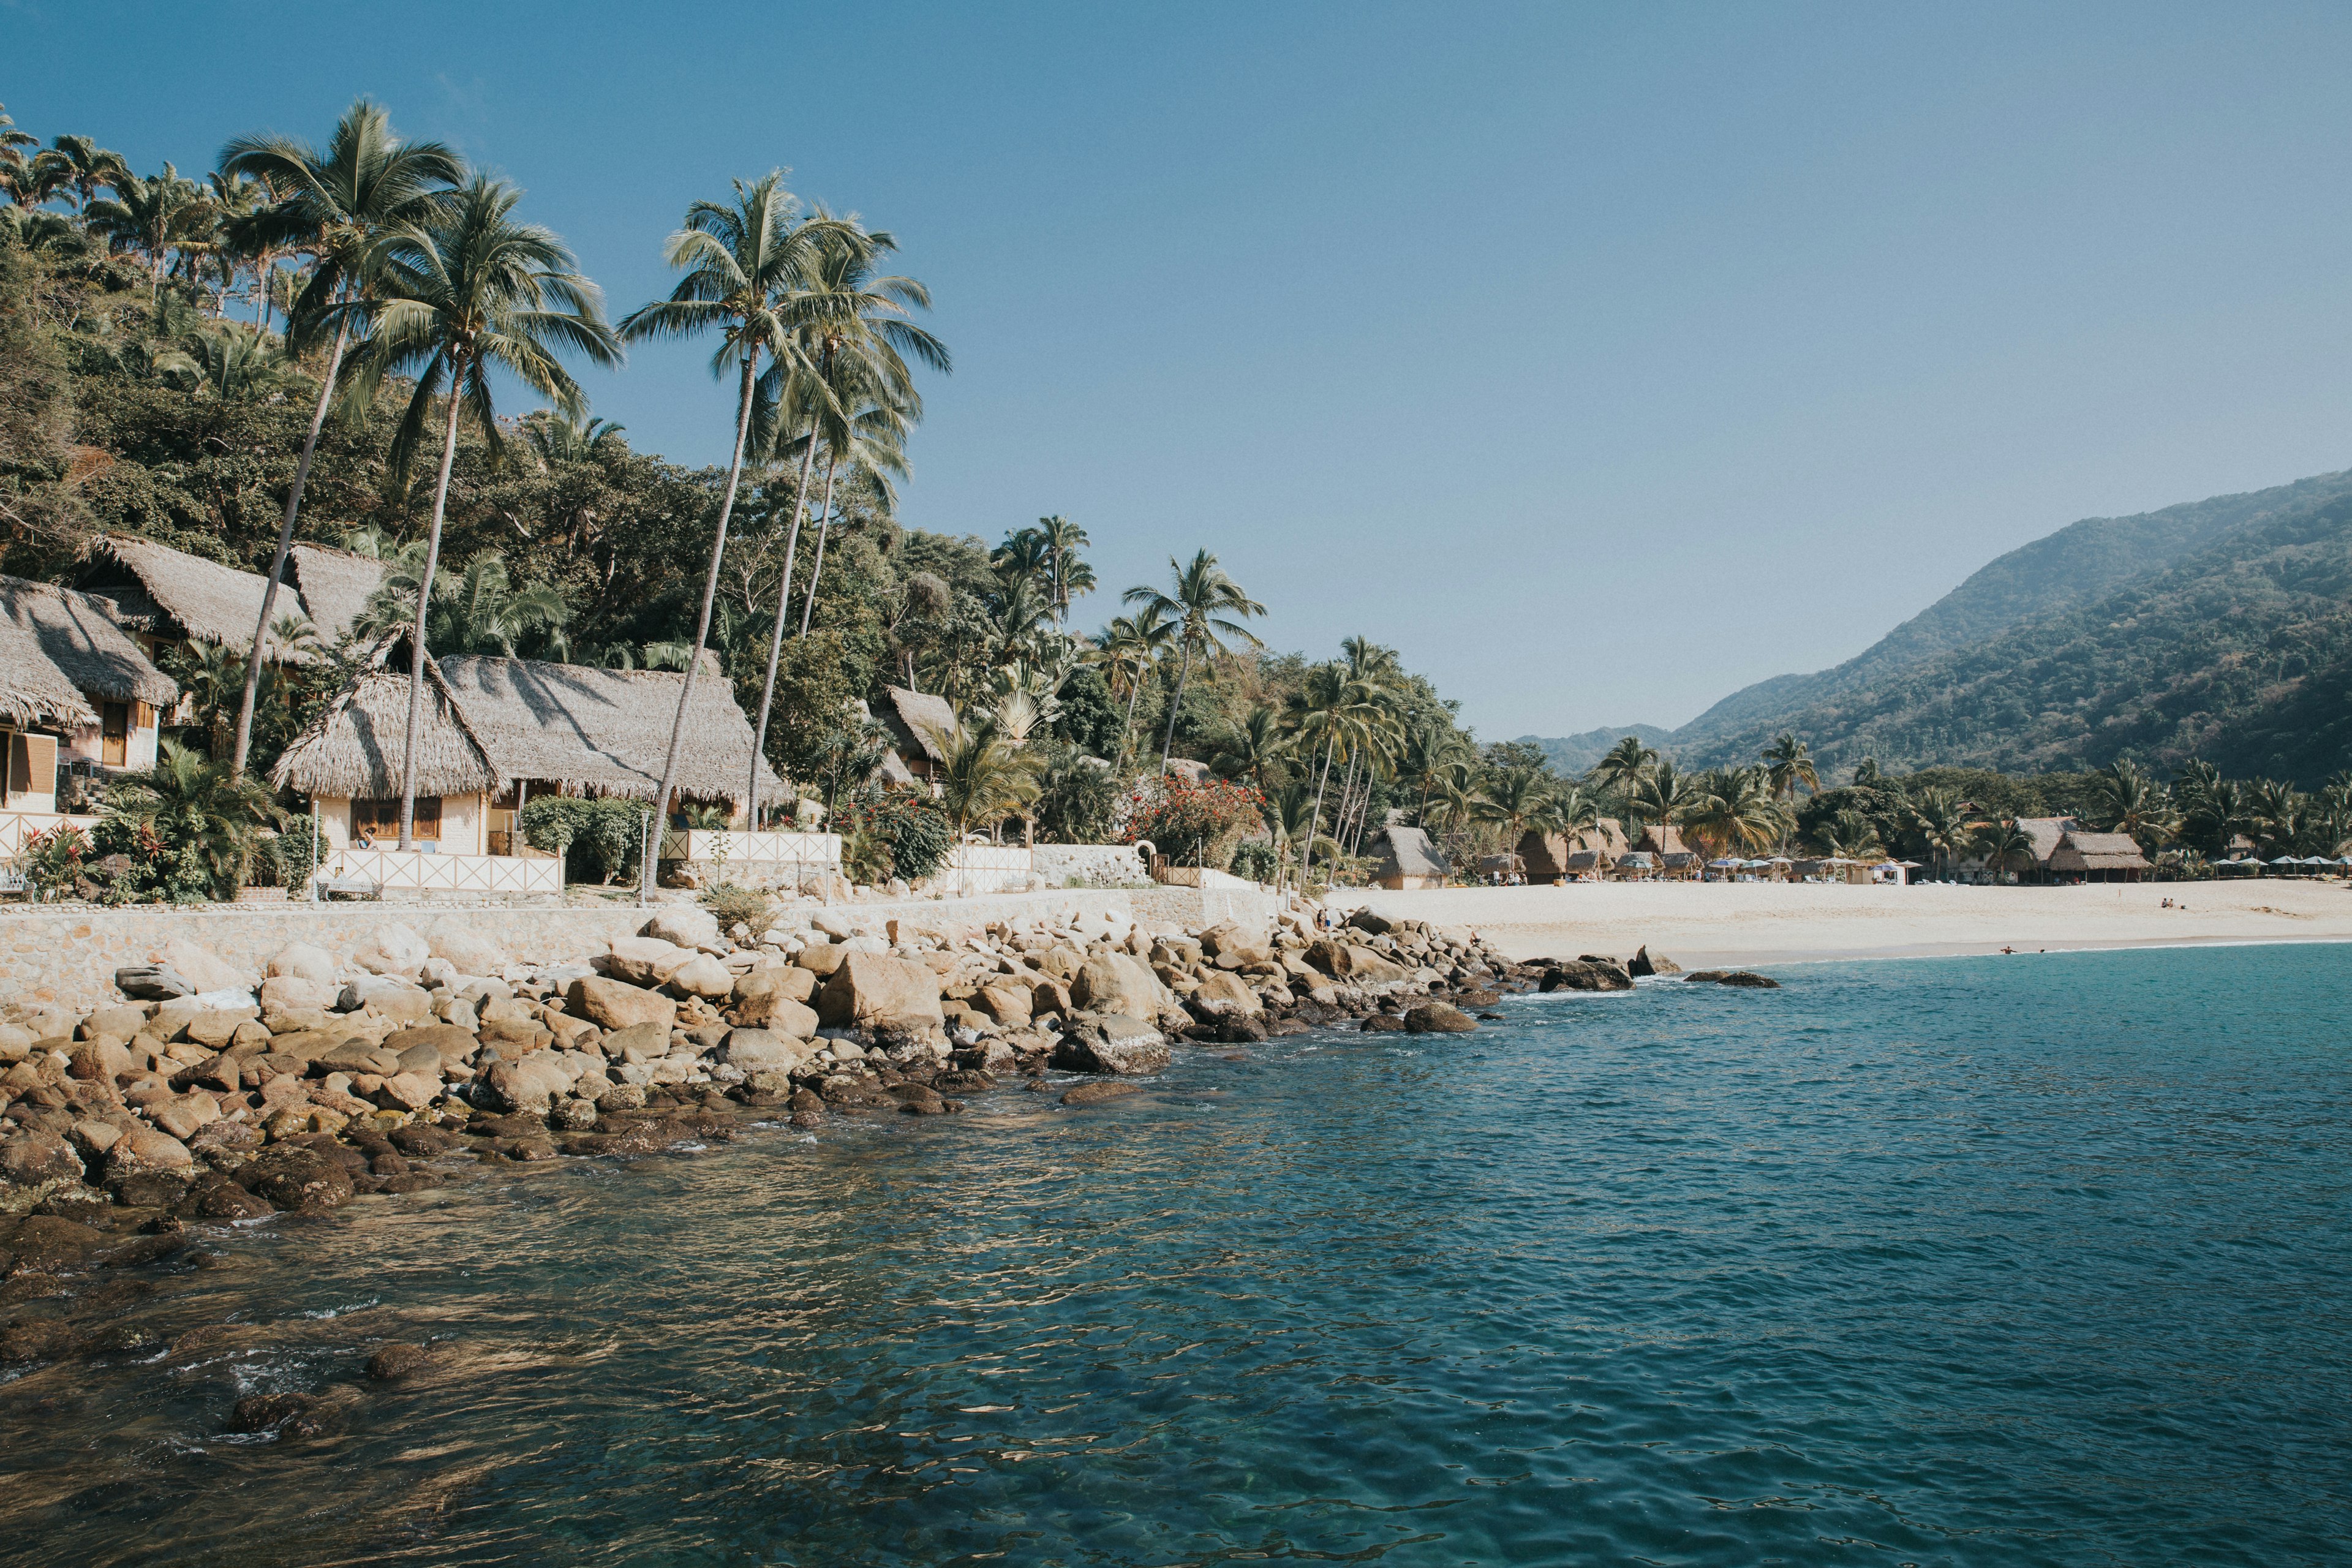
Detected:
[
  {"left": 1588, "top": 734, "right": 1658, "bottom": 801},
  {"left": 1035, "top": 515, "right": 1094, "bottom": 621},
  {"left": 1473, "top": 766, "right": 1560, "bottom": 858},
  {"left": 1394, "top": 722, "right": 1469, "bottom": 822},
  {"left": 521, "top": 410, "right": 628, "bottom": 466},
  {"left": 623, "top": 173, "right": 831, "bottom": 854},
  {"left": 1684, "top": 766, "right": 1786, "bottom": 859},
  {"left": 349, "top": 175, "right": 620, "bottom": 848},
  {"left": 1762, "top": 733, "right": 1820, "bottom": 801},
  {"left": 1975, "top": 818, "right": 2034, "bottom": 883},
  {"left": 2086, "top": 758, "right": 2176, "bottom": 850},
  {"left": 218, "top": 102, "right": 462, "bottom": 776},
  {"left": 1907, "top": 787, "right": 1974, "bottom": 878},
  {"left": 107, "top": 738, "right": 285, "bottom": 895},
  {"left": 796, "top": 391, "right": 910, "bottom": 638},
  {"left": 35, "top": 134, "right": 126, "bottom": 215},
  {"left": 84, "top": 163, "right": 211, "bottom": 299},
  {"left": 1264, "top": 780, "right": 1338, "bottom": 892},
  {"left": 1629, "top": 758, "right": 1698, "bottom": 834},
  {"left": 921, "top": 715, "right": 1046, "bottom": 848},
  {"left": 355, "top": 548, "right": 568, "bottom": 656},
  {"left": 1090, "top": 606, "right": 1174, "bottom": 765},
  {"left": 1208, "top": 706, "right": 1291, "bottom": 794},
  {"left": 1123, "top": 550, "right": 1266, "bottom": 773},
  {"left": 734, "top": 209, "right": 944, "bottom": 824},
  {"left": 1814, "top": 809, "right": 1883, "bottom": 861},
  {"left": 1281, "top": 664, "right": 1384, "bottom": 884}
]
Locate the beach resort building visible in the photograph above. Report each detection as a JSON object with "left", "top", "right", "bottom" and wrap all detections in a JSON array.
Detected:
[
  {"left": 0, "top": 576, "right": 179, "bottom": 816},
  {"left": 1518, "top": 819, "right": 1630, "bottom": 883},
  {"left": 1374, "top": 825, "right": 1450, "bottom": 889}
]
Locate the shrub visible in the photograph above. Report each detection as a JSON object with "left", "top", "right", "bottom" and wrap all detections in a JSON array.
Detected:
[
  {"left": 19, "top": 823, "right": 89, "bottom": 902},
  {"left": 832, "top": 791, "right": 952, "bottom": 884},
  {"left": 701, "top": 883, "right": 775, "bottom": 940},
  {"left": 1033, "top": 744, "right": 1118, "bottom": 843},
  {"left": 1115, "top": 774, "right": 1265, "bottom": 870},
  {"left": 1230, "top": 840, "right": 1279, "bottom": 883},
  {"left": 521, "top": 796, "right": 649, "bottom": 884}
]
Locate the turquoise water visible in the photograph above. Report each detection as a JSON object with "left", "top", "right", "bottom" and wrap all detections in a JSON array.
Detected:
[{"left": 5, "top": 943, "right": 2351, "bottom": 1566}]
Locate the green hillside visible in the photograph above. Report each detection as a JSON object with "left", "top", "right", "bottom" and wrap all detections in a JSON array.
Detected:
[
  {"left": 1512, "top": 724, "right": 1676, "bottom": 776},
  {"left": 1683, "top": 481, "right": 2352, "bottom": 783}
]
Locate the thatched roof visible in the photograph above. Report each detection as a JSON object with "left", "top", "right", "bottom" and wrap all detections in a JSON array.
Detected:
[
  {"left": 879, "top": 685, "right": 958, "bottom": 763},
  {"left": 2013, "top": 816, "right": 2081, "bottom": 866},
  {"left": 272, "top": 645, "right": 498, "bottom": 800},
  {"left": 0, "top": 617, "right": 98, "bottom": 727},
  {"left": 92, "top": 535, "right": 310, "bottom": 661},
  {"left": 438, "top": 654, "right": 782, "bottom": 807},
  {"left": 1519, "top": 817, "right": 1630, "bottom": 878},
  {"left": 1378, "top": 825, "right": 1449, "bottom": 881},
  {"left": 2049, "top": 831, "right": 2149, "bottom": 872},
  {"left": 1635, "top": 823, "right": 1692, "bottom": 858},
  {"left": 288, "top": 545, "right": 386, "bottom": 647},
  {"left": 0, "top": 575, "right": 176, "bottom": 708}
]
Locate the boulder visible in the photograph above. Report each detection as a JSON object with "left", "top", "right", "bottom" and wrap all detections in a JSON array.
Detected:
[
  {"left": 184, "top": 1008, "right": 257, "bottom": 1050},
  {"left": 643, "top": 905, "right": 721, "bottom": 950},
  {"left": 239, "top": 1145, "right": 356, "bottom": 1212},
  {"left": 1627, "top": 946, "right": 1682, "bottom": 978},
  {"left": 568, "top": 977, "right": 677, "bottom": 1033},
  {"left": 604, "top": 936, "right": 695, "bottom": 987},
  {"left": 597, "top": 1021, "right": 672, "bottom": 1060},
  {"left": 69, "top": 1038, "right": 134, "bottom": 1082},
  {"left": 816, "top": 953, "right": 946, "bottom": 1035},
  {"left": 810, "top": 909, "right": 860, "bottom": 940},
  {"left": 1050, "top": 1012, "right": 1170, "bottom": 1075},
  {"left": 382, "top": 1023, "right": 481, "bottom": 1065},
  {"left": 1539, "top": 961, "right": 1634, "bottom": 993},
  {"left": 737, "top": 994, "right": 819, "bottom": 1039},
  {"left": 1068, "top": 954, "right": 1167, "bottom": 1019},
  {"left": 367, "top": 1343, "right": 428, "bottom": 1382},
  {"left": 972, "top": 983, "right": 1033, "bottom": 1025},
  {"left": 259, "top": 974, "right": 339, "bottom": 1028},
  {"left": 114, "top": 964, "right": 195, "bottom": 1001},
  {"left": 722, "top": 1029, "right": 814, "bottom": 1074},
  {"left": 1685, "top": 970, "right": 1781, "bottom": 989},
  {"left": 735, "top": 966, "right": 817, "bottom": 1006},
  {"left": 478, "top": 1055, "right": 572, "bottom": 1114},
  {"left": 1360, "top": 1012, "right": 1409, "bottom": 1033},
  {"left": 1061, "top": 1080, "right": 1145, "bottom": 1107},
  {"left": 266, "top": 942, "right": 339, "bottom": 986},
  {"left": 105, "top": 1127, "right": 195, "bottom": 1178},
  {"left": 1344, "top": 908, "right": 1394, "bottom": 936},
  {"left": 376, "top": 1072, "right": 442, "bottom": 1112},
  {"left": 352, "top": 922, "right": 431, "bottom": 978},
  {"left": 160, "top": 938, "right": 249, "bottom": 995},
  {"left": 1404, "top": 1003, "right": 1479, "bottom": 1034},
  {"left": 146, "top": 1095, "right": 220, "bottom": 1141},
  {"left": 425, "top": 919, "right": 504, "bottom": 976},
  {"left": 81, "top": 1005, "right": 148, "bottom": 1042},
  {"left": 666, "top": 953, "right": 734, "bottom": 1000},
  {"left": 69, "top": 1120, "right": 122, "bottom": 1157},
  {"left": 1190, "top": 970, "right": 1262, "bottom": 1018},
  {"left": 0, "top": 1130, "right": 83, "bottom": 1202},
  {"left": 347, "top": 977, "right": 434, "bottom": 1022},
  {"left": 1342, "top": 947, "right": 1411, "bottom": 985},
  {"left": 794, "top": 943, "right": 850, "bottom": 978}
]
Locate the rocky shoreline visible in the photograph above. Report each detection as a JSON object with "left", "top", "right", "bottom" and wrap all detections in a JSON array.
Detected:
[{"left": 0, "top": 900, "right": 1775, "bottom": 1418}]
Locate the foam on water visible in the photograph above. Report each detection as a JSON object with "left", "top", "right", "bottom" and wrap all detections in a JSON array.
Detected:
[{"left": 2, "top": 943, "right": 2349, "bottom": 1566}]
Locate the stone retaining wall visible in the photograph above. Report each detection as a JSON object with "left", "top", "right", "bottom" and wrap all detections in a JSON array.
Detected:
[{"left": 1030, "top": 844, "right": 1149, "bottom": 888}]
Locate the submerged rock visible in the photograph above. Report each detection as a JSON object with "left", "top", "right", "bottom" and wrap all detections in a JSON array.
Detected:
[{"left": 1684, "top": 970, "right": 1781, "bottom": 989}]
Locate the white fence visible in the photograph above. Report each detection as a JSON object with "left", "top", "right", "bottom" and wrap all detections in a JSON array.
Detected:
[
  {"left": 0, "top": 810, "right": 103, "bottom": 859},
  {"left": 660, "top": 828, "right": 842, "bottom": 890},
  {"left": 317, "top": 846, "right": 564, "bottom": 897},
  {"left": 939, "top": 843, "right": 1038, "bottom": 895}
]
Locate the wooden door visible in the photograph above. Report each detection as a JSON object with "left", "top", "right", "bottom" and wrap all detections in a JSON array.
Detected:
[{"left": 99, "top": 704, "right": 128, "bottom": 767}]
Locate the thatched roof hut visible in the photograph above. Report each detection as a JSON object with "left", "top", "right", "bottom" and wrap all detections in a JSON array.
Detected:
[
  {"left": 272, "top": 638, "right": 498, "bottom": 801},
  {"left": 1376, "top": 824, "right": 1449, "bottom": 889},
  {"left": 0, "top": 575, "right": 176, "bottom": 710},
  {"left": 0, "top": 617, "right": 98, "bottom": 728},
  {"left": 1520, "top": 818, "right": 1630, "bottom": 880},
  {"left": 89, "top": 534, "right": 311, "bottom": 661},
  {"left": 876, "top": 685, "right": 957, "bottom": 763},
  {"left": 2013, "top": 816, "right": 2082, "bottom": 868},
  {"left": 437, "top": 654, "right": 782, "bottom": 807},
  {"left": 1635, "top": 823, "right": 1693, "bottom": 858},
  {"left": 2048, "top": 831, "right": 2149, "bottom": 878},
  {"left": 288, "top": 544, "right": 386, "bottom": 646}
]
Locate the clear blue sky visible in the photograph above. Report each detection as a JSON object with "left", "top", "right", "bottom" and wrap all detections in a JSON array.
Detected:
[{"left": 13, "top": 2, "right": 2352, "bottom": 739}]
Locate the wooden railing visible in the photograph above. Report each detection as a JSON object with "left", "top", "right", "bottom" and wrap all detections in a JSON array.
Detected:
[
  {"left": 316, "top": 846, "right": 564, "bottom": 896},
  {"left": 0, "top": 810, "right": 104, "bottom": 860}
]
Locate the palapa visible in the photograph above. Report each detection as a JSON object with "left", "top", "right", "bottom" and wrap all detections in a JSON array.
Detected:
[
  {"left": 436, "top": 654, "right": 782, "bottom": 807},
  {"left": 91, "top": 534, "right": 311, "bottom": 660},
  {"left": 2047, "top": 831, "right": 2149, "bottom": 875},
  {"left": 1376, "top": 824, "right": 1450, "bottom": 889},
  {"left": 877, "top": 685, "right": 958, "bottom": 764},
  {"left": 0, "top": 616, "right": 98, "bottom": 727},
  {"left": 271, "top": 638, "right": 497, "bottom": 801},
  {"left": 0, "top": 575, "right": 176, "bottom": 710},
  {"left": 288, "top": 544, "right": 387, "bottom": 647},
  {"left": 1520, "top": 817, "right": 1630, "bottom": 880}
]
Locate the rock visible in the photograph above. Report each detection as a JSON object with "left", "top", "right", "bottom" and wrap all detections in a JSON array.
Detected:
[
  {"left": 603, "top": 936, "right": 693, "bottom": 987},
  {"left": 353, "top": 922, "right": 431, "bottom": 978},
  {"left": 105, "top": 1128, "right": 194, "bottom": 1178},
  {"left": 146, "top": 1095, "right": 220, "bottom": 1141},
  {"left": 259, "top": 973, "right": 338, "bottom": 1025},
  {"left": 552, "top": 1098, "right": 600, "bottom": 1131},
  {"left": 387, "top": 1122, "right": 465, "bottom": 1157},
  {"left": 1539, "top": 960, "right": 1634, "bottom": 993},
  {"left": 1360, "top": 1013, "right": 1408, "bottom": 1033},
  {"left": 1061, "top": 1080, "right": 1145, "bottom": 1106},
  {"left": 81, "top": 1005, "right": 148, "bottom": 1042},
  {"left": 1685, "top": 970, "right": 1781, "bottom": 989},
  {"left": 1068, "top": 954, "right": 1167, "bottom": 1019},
  {"left": 425, "top": 918, "right": 503, "bottom": 975},
  {"left": 230, "top": 1390, "right": 349, "bottom": 1441},
  {"left": 349, "top": 979, "right": 434, "bottom": 1023},
  {"left": 972, "top": 983, "right": 1033, "bottom": 1025},
  {"left": 890, "top": 1083, "right": 954, "bottom": 1115},
  {"left": 1190, "top": 970, "right": 1262, "bottom": 1018},
  {"left": 722, "top": 1029, "right": 813, "bottom": 1074},
  {"left": 795, "top": 943, "right": 850, "bottom": 978},
  {"left": 69, "top": 1120, "right": 122, "bottom": 1157},
  {"left": 816, "top": 953, "right": 946, "bottom": 1035},
  {"left": 568, "top": 976, "right": 677, "bottom": 1033},
  {"left": 1343, "top": 948, "right": 1411, "bottom": 985},
  {"left": 595, "top": 1021, "right": 670, "bottom": 1061},
  {"left": 368, "top": 1343, "right": 429, "bottom": 1381},
  {"left": 183, "top": 1009, "right": 255, "bottom": 1050},
  {"left": 643, "top": 905, "right": 721, "bottom": 949},
  {"left": 266, "top": 943, "right": 339, "bottom": 986},
  {"left": 187, "top": 1178, "right": 273, "bottom": 1221},
  {"left": 160, "top": 938, "right": 249, "bottom": 994},
  {"left": 114, "top": 964, "right": 195, "bottom": 1001},
  {"left": 666, "top": 953, "right": 734, "bottom": 1000},
  {"left": 1404, "top": 1003, "right": 1479, "bottom": 1034},
  {"left": 239, "top": 1147, "right": 355, "bottom": 1212},
  {"left": 69, "top": 1038, "right": 134, "bottom": 1082},
  {"left": 735, "top": 990, "right": 819, "bottom": 1038},
  {"left": 381, "top": 1023, "right": 478, "bottom": 1065},
  {"left": 478, "top": 1056, "right": 573, "bottom": 1114},
  {"left": 735, "top": 966, "right": 816, "bottom": 1007},
  {"left": 1628, "top": 946, "right": 1682, "bottom": 978},
  {"left": 810, "top": 909, "right": 859, "bottom": 940},
  {"left": 1344, "top": 909, "right": 1394, "bottom": 936},
  {"left": 1050, "top": 1013, "right": 1170, "bottom": 1075},
  {"left": 596, "top": 1082, "right": 648, "bottom": 1112},
  {"left": 377, "top": 1072, "right": 443, "bottom": 1112}
]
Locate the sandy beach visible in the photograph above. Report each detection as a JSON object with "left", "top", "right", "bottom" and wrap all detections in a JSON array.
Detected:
[{"left": 1325, "top": 880, "right": 2352, "bottom": 967}]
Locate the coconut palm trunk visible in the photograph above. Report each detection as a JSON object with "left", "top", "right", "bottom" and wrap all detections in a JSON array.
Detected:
[
  {"left": 796, "top": 446, "right": 840, "bottom": 638},
  {"left": 744, "top": 412, "right": 825, "bottom": 823},
  {"left": 1158, "top": 640, "right": 1195, "bottom": 773},
  {"left": 398, "top": 375, "right": 466, "bottom": 850},
  {"left": 1305, "top": 732, "right": 1336, "bottom": 884},
  {"left": 650, "top": 355, "right": 760, "bottom": 875},
  {"left": 229, "top": 303, "right": 349, "bottom": 775}
]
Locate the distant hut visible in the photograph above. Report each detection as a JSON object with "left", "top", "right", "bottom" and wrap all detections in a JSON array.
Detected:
[
  {"left": 84, "top": 534, "right": 316, "bottom": 668},
  {"left": 1611, "top": 850, "right": 1658, "bottom": 881},
  {"left": 0, "top": 575, "right": 177, "bottom": 782},
  {"left": 1376, "top": 825, "right": 1449, "bottom": 890},
  {"left": 2011, "top": 816, "right": 2082, "bottom": 884},
  {"left": 1520, "top": 816, "right": 1630, "bottom": 883},
  {"left": 2046, "top": 830, "right": 2149, "bottom": 883},
  {"left": 1634, "top": 823, "right": 1693, "bottom": 859},
  {"left": 1476, "top": 851, "right": 1525, "bottom": 884},
  {"left": 871, "top": 685, "right": 960, "bottom": 791},
  {"left": 272, "top": 638, "right": 500, "bottom": 851}
]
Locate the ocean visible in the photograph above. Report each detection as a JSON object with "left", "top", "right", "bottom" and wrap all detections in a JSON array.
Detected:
[{"left": 4, "top": 943, "right": 2349, "bottom": 1566}]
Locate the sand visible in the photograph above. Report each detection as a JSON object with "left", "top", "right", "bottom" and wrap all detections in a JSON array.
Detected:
[{"left": 1321, "top": 879, "right": 2352, "bottom": 967}]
